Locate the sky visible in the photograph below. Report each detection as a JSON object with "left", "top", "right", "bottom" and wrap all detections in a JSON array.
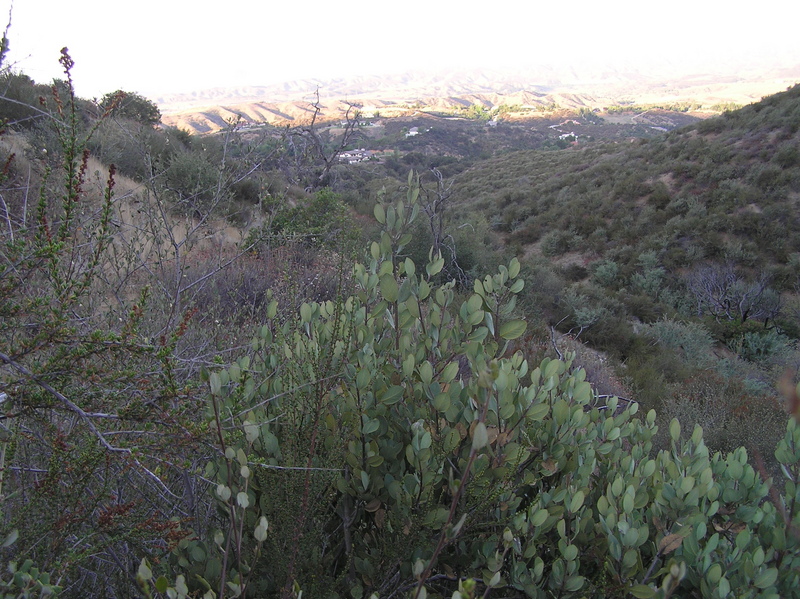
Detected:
[{"left": 2, "top": 0, "right": 800, "bottom": 100}]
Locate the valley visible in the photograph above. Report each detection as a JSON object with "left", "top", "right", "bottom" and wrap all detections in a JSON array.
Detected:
[{"left": 3, "top": 49, "right": 800, "bottom": 598}]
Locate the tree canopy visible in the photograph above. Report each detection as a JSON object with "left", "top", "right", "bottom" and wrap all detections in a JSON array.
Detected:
[{"left": 100, "top": 89, "right": 161, "bottom": 125}]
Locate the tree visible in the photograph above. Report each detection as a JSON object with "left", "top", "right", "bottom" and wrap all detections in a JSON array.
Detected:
[
  {"left": 100, "top": 89, "right": 161, "bottom": 126},
  {"left": 0, "top": 72, "right": 52, "bottom": 127},
  {"left": 282, "top": 89, "right": 363, "bottom": 189},
  {"left": 418, "top": 167, "right": 469, "bottom": 286}
]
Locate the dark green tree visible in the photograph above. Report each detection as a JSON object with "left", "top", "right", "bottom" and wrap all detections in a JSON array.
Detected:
[
  {"left": 100, "top": 89, "right": 161, "bottom": 126},
  {"left": 0, "top": 72, "right": 51, "bottom": 127}
]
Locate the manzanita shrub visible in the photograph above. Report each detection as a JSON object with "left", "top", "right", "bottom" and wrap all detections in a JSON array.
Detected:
[{"left": 145, "top": 176, "right": 800, "bottom": 598}]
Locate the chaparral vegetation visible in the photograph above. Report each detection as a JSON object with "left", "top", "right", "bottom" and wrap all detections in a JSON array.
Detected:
[{"left": 1, "top": 30, "right": 800, "bottom": 599}]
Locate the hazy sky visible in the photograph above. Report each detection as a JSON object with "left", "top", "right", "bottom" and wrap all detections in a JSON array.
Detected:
[{"left": 2, "top": 0, "right": 800, "bottom": 99}]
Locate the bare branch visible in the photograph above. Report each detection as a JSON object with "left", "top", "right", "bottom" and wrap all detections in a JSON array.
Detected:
[
  {"left": 0, "top": 351, "right": 128, "bottom": 454},
  {"left": 687, "top": 263, "right": 781, "bottom": 322},
  {"left": 283, "top": 89, "right": 364, "bottom": 188}
]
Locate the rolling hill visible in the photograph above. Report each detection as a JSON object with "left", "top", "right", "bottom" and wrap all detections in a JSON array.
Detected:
[
  {"left": 434, "top": 83, "right": 800, "bottom": 459},
  {"left": 157, "top": 62, "right": 800, "bottom": 133}
]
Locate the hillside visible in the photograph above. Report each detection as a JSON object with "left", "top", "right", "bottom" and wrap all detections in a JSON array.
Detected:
[
  {"left": 4, "top": 50, "right": 800, "bottom": 598},
  {"left": 158, "top": 63, "right": 800, "bottom": 133},
  {"left": 437, "top": 83, "right": 800, "bottom": 459},
  {"left": 453, "top": 84, "right": 800, "bottom": 272}
]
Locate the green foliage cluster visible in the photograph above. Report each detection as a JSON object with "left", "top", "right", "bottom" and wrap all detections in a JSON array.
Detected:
[
  {"left": 141, "top": 178, "right": 800, "bottom": 599},
  {"left": 0, "top": 72, "right": 52, "bottom": 128},
  {"left": 576, "top": 107, "right": 604, "bottom": 125},
  {"left": 642, "top": 319, "right": 715, "bottom": 368},
  {"left": 496, "top": 104, "right": 526, "bottom": 116},
  {"left": 456, "top": 85, "right": 800, "bottom": 272},
  {"left": 0, "top": 552, "right": 62, "bottom": 597},
  {"left": 258, "top": 188, "right": 356, "bottom": 245},
  {"left": 605, "top": 103, "right": 702, "bottom": 114},
  {"left": 2, "top": 81, "right": 799, "bottom": 598},
  {"left": 85, "top": 114, "right": 248, "bottom": 216},
  {"left": 100, "top": 90, "right": 161, "bottom": 126},
  {"left": 709, "top": 102, "right": 744, "bottom": 113}
]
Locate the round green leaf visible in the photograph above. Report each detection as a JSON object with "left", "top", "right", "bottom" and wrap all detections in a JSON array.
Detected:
[
  {"left": 1, "top": 529, "right": 18, "bottom": 548},
  {"left": 216, "top": 485, "right": 231, "bottom": 502},
  {"left": 254, "top": 516, "right": 269, "bottom": 542},
  {"left": 628, "top": 585, "right": 656, "bottom": 598},
  {"left": 527, "top": 402, "right": 549, "bottom": 421},
  {"left": 191, "top": 545, "right": 206, "bottom": 562},
  {"left": 717, "top": 577, "right": 730, "bottom": 598},
  {"left": 622, "top": 493, "right": 634, "bottom": 514},
  {"left": 531, "top": 508, "right": 548, "bottom": 527},
  {"left": 356, "top": 368, "right": 371, "bottom": 390},
  {"left": 432, "top": 393, "right": 451, "bottom": 412},
  {"left": 362, "top": 419, "right": 380, "bottom": 435},
  {"left": 426, "top": 257, "right": 444, "bottom": 277},
  {"left": 569, "top": 490, "right": 585, "bottom": 514},
  {"left": 499, "top": 319, "right": 527, "bottom": 340},
  {"left": 137, "top": 559, "right": 153, "bottom": 581},
  {"left": 244, "top": 421, "right": 260, "bottom": 444},
  {"left": 380, "top": 274, "right": 399, "bottom": 302},
  {"left": 564, "top": 575, "right": 584, "bottom": 592},
  {"left": 472, "top": 422, "right": 489, "bottom": 450},
  {"left": 754, "top": 568, "right": 778, "bottom": 589},
  {"left": 300, "top": 302, "right": 312, "bottom": 323},
  {"left": 706, "top": 563, "right": 722, "bottom": 584},
  {"left": 669, "top": 418, "right": 681, "bottom": 442},
  {"left": 210, "top": 372, "right": 221, "bottom": 396},
  {"left": 441, "top": 361, "right": 459, "bottom": 383},
  {"left": 374, "top": 203, "right": 386, "bottom": 224},
  {"left": 419, "top": 361, "right": 433, "bottom": 384},
  {"left": 381, "top": 385, "right": 405, "bottom": 405}
]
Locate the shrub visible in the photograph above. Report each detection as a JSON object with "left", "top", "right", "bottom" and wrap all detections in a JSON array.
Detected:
[
  {"left": 6, "top": 44, "right": 800, "bottom": 598},
  {"left": 643, "top": 319, "right": 715, "bottom": 367},
  {"left": 662, "top": 370, "right": 788, "bottom": 463},
  {"left": 562, "top": 263, "right": 588, "bottom": 282},
  {"left": 509, "top": 223, "right": 543, "bottom": 245},
  {"left": 187, "top": 180, "right": 800, "bottom": 597},
  {"left": 735, "top": 329, "right": 794, "bottom": 363},
  {"left": 231, "top": 177, "right": 262, "bottom": 203},
  {"left": 0, "top": 72, "right": 51, "bottom": 127},
  {"left": 629, "top": 251, "right": 665, "bottom": 300},
  {"left": 86, "top": 117, "right": 170, "bottom": 180},
  {"left": 647, "top": 181, "right": 671, "bottom": 209},
  {"left": 246, "top": 188, "right": 360, "bottom": 260},
  {"left": 540, "top": 229, "right": 581, "bottom": 257},
  {"left": 592, "top": 259, "right": 620, "bottom": 288},
  {"left": 1, "top": 50, "right": 207, "bottom": 594},
  {"left": 166, "top": 148, "right": 225, "bottom": 213}
]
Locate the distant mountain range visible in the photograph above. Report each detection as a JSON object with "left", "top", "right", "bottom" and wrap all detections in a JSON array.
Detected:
[{"left": 157, "top": 62, "right": 800, "bottom": 134}]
